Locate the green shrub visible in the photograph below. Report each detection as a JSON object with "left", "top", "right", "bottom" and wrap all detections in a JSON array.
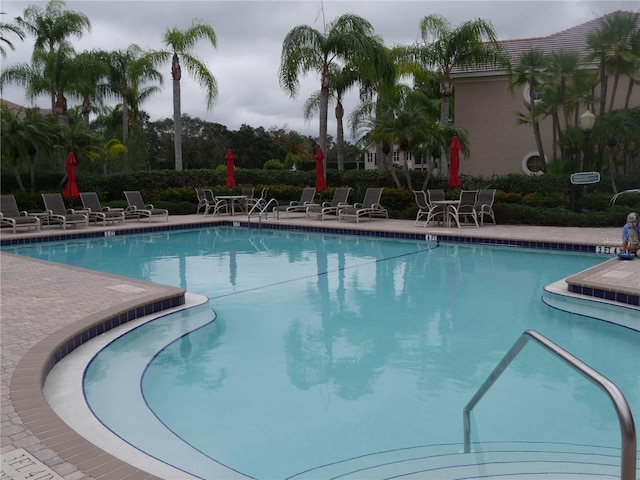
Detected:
[{"left": 263, "top": 159, "right": 285, "bottom": 170}]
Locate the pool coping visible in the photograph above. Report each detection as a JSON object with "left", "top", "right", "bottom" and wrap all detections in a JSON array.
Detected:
[{"left": 1, "top": 215, "right": 635, "bottom": 480}]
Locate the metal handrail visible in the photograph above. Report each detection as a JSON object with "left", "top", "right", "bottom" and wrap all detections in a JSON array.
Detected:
[
  {"left": 463, "top": 329, "right": 636, "bottom": 480},
  {"left": 247, "top": 198, "right": 277, "bottom": 227}
]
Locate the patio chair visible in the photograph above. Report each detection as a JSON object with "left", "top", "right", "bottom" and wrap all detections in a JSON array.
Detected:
[
  {"left": 41, "top": 193, "right": 89, "bottom": 229},
  {"left": 0, "top": 194, "right": 41, "bottom": 233},
  {"left": 246, "top": 187, "right": 269, "bottom": 212},
  {"left": 413, "top": 190, "right": 445, "bottom": 226},
  {"left": 339, "top": 188, "right": 388, "bottom": 223},
  {"left": 474, "top": 189, "right": 496, "bottom": 226},
  {"left": 203, "top": 189, "right": 229, "bottom": 216},
  {"left": 195, "top": 187, "right": 209, "bottom": 214},
  {"left": 234, "top": 186, "right": 255, "bottom": 213},
  {"left": 80, "top": 192, "right": 125, "bottom": 225},
  {"left": 124, "top": 191, "right": 169, "bottom": 222},
  {"left": 306, "top": 187, "right": 351, "bottom": 220},
  {"left": 273, "top": 187, "right": 317, "bottom": 219},
  {"left": 450, "top": 190, "right": 479, "bottom": 228}
]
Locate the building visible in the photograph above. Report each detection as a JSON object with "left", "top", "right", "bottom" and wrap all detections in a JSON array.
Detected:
[{"left": 364, "top": 11, "right": 639, "bottom": 177}]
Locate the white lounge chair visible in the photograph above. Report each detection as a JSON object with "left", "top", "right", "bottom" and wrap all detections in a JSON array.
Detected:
[
  {"left": 124, "top": 191, "right": 169, "bottom": 222},
  {"left": 273, "top": 187, "right": 317, "bottom": 219},
  {"left": 339, "top": 188, "right": 388, "bottom": 223},
  {"left": 306, "top": 187, "right": 351, "bottom": 220},
  {"left": 0, "top": 194, "right": 41, "bottom": 233},
  {"left": 80, "top": 192, "right": 125, "bottom": 225},
  {"left": 41, "top": 193, "right": 89, "bottom": 229}
]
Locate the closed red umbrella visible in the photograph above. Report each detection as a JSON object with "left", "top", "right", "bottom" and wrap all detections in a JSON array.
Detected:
[
  {"left": 63, "top": 152, "right": 80, "bottom": 199},
  {"left": 225, "top": 148, "right": 235, "bottom": 187},
  {"left": 314, "top": 148, "right": 327, "bottom": 192},
  {"left": 448, "top": 136, "right": 461, "bottom": 189}
]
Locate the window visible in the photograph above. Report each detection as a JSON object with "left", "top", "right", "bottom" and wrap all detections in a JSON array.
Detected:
[
  {"left": 522, "top": 151, "right": 546, "bottom": 176},
  {"left": 523, "top": 81, "right": 544, "bottom": 104},
  {"left": 393, "top": 151, "right": 399, "bottom": 163},
  {"left": 367, "top": 152, "right": 375, "bottom": 164}
]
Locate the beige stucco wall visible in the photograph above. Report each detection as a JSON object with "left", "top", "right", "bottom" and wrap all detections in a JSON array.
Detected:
[{"left": 454, "top": 74, "right": 640, "bottom": 177}]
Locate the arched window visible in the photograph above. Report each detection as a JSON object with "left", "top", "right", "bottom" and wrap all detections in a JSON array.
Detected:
[
  {"left": 522, "top": 151, "right": 546, "bottom": 176},
  {"left": 523, "top": 81, "right": 544, "bottom": 104}
]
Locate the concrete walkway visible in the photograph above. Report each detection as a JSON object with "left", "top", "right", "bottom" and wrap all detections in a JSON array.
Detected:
[{"left": 0, "top": 214, "right": 636, "bottom": 479}]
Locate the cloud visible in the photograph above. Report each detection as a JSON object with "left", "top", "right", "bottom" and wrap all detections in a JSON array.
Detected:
[{"left": 1, "top": 0, "right": 637, "bottom": 141}]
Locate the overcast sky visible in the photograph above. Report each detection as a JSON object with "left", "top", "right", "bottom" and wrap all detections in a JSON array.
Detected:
[{"left": 1, "top": 0, "right": 637, "bottom": 141}]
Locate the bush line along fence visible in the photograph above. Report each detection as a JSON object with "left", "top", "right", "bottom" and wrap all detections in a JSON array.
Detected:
[{"left": 3, "top": 169, "right": 639, "bottom": 227}]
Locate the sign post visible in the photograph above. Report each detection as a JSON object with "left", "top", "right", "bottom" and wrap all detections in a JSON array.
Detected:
[{"left": 571, "top": 171, "right": 600, "bottom": 212}]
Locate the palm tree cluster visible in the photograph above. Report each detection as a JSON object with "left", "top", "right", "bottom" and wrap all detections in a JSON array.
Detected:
[
  {"left": 509, "top": 11, "right": 640, "bottom": 187},
  {"left": 279, "top": 12, "right": 509, "bottom": 188},
  {"left": 0, "top": 0, "right": 217, "bottom": 175}
]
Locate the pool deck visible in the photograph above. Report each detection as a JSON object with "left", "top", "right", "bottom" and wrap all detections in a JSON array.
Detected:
[{"left": 1, "top": 214, "right": 638, "bottom": 480}]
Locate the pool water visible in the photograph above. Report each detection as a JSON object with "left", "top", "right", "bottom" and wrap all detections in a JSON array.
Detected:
[{"left": 8, "top": 228, "right": 639, "bottom": 479}]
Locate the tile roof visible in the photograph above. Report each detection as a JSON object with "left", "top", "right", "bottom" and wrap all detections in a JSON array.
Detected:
[
  {"left": 453, "top": 10, "right": 639, "bottom": 75},
  {"left": 1, "top": 98, "right": 54, "bottom": 118}
]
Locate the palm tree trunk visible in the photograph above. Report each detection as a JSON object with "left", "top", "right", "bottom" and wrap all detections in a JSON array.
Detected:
[
  {"left": 172, "top": 53, "right": 183, "bottom": 171},
  {"left": 624, "top": 77, "right": 634, "bottom": 109},
  {"left": 121, "top": 84, "right": 129, "bottom": 143},
  {"left": 13, "top": 162, "right": 25, "bottom": 192},
  {"left": 608, "top": 59, "right": 621, "bottom": 113},
  {"left": 335, "top": 101, "right": 345, "bottom": 170},
  {"left": 319, "top": 64, "right": 330, "bottom": 180},
  {"left": 173, "top": 77, "right": 182, "bottom": 171}
]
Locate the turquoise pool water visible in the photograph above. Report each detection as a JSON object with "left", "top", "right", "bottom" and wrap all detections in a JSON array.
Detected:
[{"left": 7, "top": 228, "right": 639, "bottom": 479}]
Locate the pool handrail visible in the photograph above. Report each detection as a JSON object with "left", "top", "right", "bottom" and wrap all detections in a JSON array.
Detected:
[
  {"left": 247, "top": 197, "right": 278, "bottom": 226},
  {"left": 463, "top": 329, "right": 637, "bottom": 480}
]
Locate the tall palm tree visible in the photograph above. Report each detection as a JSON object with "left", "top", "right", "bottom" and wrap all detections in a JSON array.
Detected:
[
  {"left": 279, "top": 13, "right": 385, "bottom": 178},
  {"left": 155, "top": 19, "right": 218, "bottom": 171},
  {"left": 405, "top": 14, "right": 510, "bottom": 126},
  {"left": 16, "top": 0, "right": 90, "bottom": 111},
  {"left": 0, "top": 12, "right": 25, "bottom": 57},
  {"left": 101, "top": 45, "right": 162, "bottom": 143},
  {"left": 303, "top": 63, "right": 360, "bottom": 170},
  {"left": 510, "top": 49, "right": 549, "bottom": 167}
]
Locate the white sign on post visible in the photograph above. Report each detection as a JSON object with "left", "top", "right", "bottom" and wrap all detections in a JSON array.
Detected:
[{"left": 571, "top": 171, "right": 600, "bottom": 185}]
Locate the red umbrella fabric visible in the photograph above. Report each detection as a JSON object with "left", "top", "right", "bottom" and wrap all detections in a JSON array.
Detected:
[
  {"left": 63, "top": 152, "right": 80, "bottom": 199},
  {"left": 448, "top": 136, "right": 461, "bottom": 189},
  {"left": 314, "top": 148, "right": 327, "bottom": 192},
  {"left": 225, "top": 148, "right": 235, "bottom": 187}
]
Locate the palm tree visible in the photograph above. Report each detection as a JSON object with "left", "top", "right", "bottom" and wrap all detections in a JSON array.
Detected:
[
  {"left": 0, "top": 41, "right": 79, "bottom": 124},
  {"left": 304, "top": 63, "right": 360, "bottom": 170},
  {"left": 591, "top": 12, "right": 640, "bottom": 113},
  {"left": 1, "top": 103, "right": 61, "bottom": 191},
  {"left": 279, "top": 13, "right": 385, "bottom": 179},
  {"left": 155, "top": 19, "right": 218, "bottom": 171},
  {"left": 73, "top": 50, "right": 110, "bottom": 126},
  {"left": 0, "top": 12, "right": 25, "bottom": 57},
  {"left": 15, "top": 0, "right": 90, "bottom": 111},
  {"left": 101, "top": 45, "right": 162, "bottom": 143},
  {"left": 405, "top": 14, "right": 509, "bottom": 126},
  {"left": 510, "top": 49, "right": 549, "bottom": 168}
]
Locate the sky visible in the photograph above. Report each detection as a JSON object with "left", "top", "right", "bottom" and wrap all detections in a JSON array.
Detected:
[{"left": 1, "top": 0, "right": 638, "bottom": 142}]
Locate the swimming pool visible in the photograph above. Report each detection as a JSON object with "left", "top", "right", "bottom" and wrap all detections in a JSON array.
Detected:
[{"left": 9, "top": 227, "right": 639, "bottom": 478}]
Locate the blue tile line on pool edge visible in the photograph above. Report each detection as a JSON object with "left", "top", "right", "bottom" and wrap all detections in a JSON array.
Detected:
[{"left": 0, "top": 220, "right": 598, "bottom": 253}]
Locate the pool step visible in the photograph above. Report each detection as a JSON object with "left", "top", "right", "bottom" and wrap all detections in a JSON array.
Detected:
[{"left": 289, "top": 442, "right": 628, "bottom": 479}]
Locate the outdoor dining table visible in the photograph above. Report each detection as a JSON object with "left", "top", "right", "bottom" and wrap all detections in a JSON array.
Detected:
[
  {"left": 216, "top": 195, "right": 247, "bottom": 216},
  {"left": 431, "top": 200, "right": 460, "bottom": 227}
]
